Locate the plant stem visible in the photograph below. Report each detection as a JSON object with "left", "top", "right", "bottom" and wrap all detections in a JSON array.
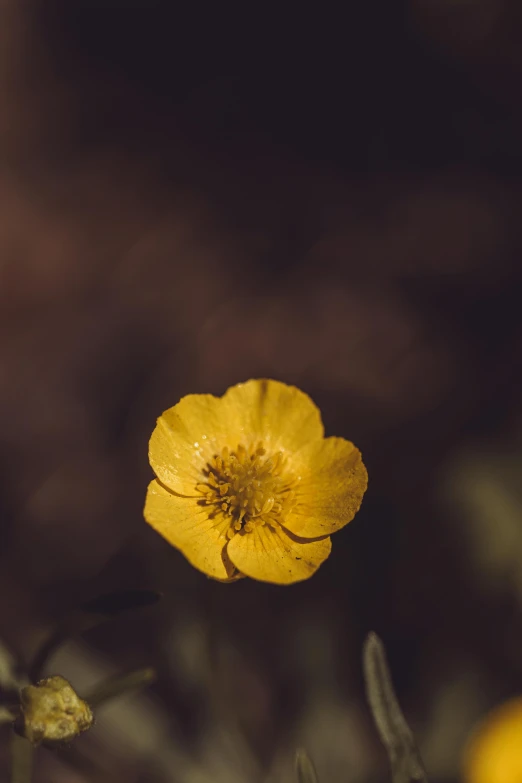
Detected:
[{"left": 10, "top": 732, "right": 33, "bottom": 783}]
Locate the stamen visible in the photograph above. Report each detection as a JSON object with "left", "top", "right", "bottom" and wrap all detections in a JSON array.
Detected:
[{"left": 197, "top": 441, "right": 298, "bottom": 536}]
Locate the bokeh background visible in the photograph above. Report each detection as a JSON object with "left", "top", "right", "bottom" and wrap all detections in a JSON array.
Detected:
[{"left": 1, "top": 1, "right": 522, "bottom": 781}]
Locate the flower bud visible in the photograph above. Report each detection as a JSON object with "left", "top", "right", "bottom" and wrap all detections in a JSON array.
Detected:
[{"left": 19, "top": 675, "right": 93, "bottom": 745}]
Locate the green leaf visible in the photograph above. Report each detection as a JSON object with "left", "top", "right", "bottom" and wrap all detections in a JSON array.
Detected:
[
  {"left": 363, "top": 632, "right": 429, "bottom": 783},
  {"left": 295, "top": 748, "right": 318, "bottom": 783},
  {"left": 29, "top": 590, "right": 162, "bottom": 682},
  {"left": 84, "top": 667, "right": 157, "bottom": 708}
]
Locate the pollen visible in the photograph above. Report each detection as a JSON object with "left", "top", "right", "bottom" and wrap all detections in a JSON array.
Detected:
[{"left": 198, "top": 442, "right": 298, "bottom": 537}]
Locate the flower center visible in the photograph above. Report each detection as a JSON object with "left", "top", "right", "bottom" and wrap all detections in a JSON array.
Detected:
[{"left": 197, "top": 442, "right": 298, "bottom": 537}]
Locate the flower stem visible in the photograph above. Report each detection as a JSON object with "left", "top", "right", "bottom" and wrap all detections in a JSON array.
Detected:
[{"left": 10, "top": 732, "right": 33, "bottom": 783}]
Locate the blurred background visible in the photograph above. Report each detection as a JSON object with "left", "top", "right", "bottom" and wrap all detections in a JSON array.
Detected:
[{"left": 1, "top": 0, "right": 522, "bottom": 781}]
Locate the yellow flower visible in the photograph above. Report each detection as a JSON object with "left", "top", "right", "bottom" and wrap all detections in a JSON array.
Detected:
[
  {"left": 463, "top": 697, "right": 522, "bottom": 783},
  {"left": 144, "top": 379, "right": 367, "bottom": 584}
]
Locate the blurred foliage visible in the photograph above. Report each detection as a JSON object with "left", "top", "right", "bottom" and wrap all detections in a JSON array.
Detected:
[{"left": 1, "top": 0, "right": 522, "bottom": 781}]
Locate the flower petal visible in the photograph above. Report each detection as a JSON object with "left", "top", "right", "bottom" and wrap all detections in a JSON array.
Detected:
[
  {"left": 284, "top": 437, "right": 368, "bottom": 538},
  {"left": 227, "top": 525, "right": 331, "bottom": 584},
  {"left": 149, "top": 393, "right": 233, "bottom": 495},
  {"left": 144, "top": 480, "right": 236, "bottom": 581},
  {"left": 221, "top": 379, "right": 324, "bottom": 452},
  {"left": 149, "top": 381, "right": 325, "bottom": 495}
]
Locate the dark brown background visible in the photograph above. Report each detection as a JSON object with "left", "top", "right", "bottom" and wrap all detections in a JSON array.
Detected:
[{"left": 1, "top": 1, "right": 522, "bottom": 781}]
